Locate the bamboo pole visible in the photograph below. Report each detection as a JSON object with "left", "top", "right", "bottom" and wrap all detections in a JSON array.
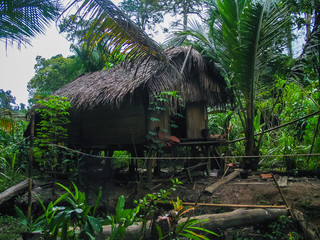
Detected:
[
  {"left": 272, "top": 174, "right": 296, "bottom": 222},
  {"left": 229, "top": 110, "right": 320, "bottom": 144},
  {"left": 27, "top": 111, "right": 35, "bottom": 224},
  {"left": 180, "top": 46, "right": 193, "bottom": 74},
  {"left": 307, "top": 114, "right": 320, "bottom": 164},
  {"left": 182, "top": 202, "right": 287, "bottom": 209}
]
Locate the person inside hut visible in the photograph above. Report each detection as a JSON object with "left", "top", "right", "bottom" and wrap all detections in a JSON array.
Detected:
[
  {"left": 154, "top": 127, "right": 180, "bottom": 147},
  {"left": 204, "top": 124, "right": 231, "bottom": 142}
]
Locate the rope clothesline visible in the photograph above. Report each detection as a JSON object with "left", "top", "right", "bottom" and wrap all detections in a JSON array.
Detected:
[
  {"left": 1, "top": 135, "right": 319, "bottom": 161},
  {"left": 47, "top": 141, "right": 320, "bottom": 160}
]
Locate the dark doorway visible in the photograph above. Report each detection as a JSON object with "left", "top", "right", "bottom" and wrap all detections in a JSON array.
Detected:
[{"left": 170, "top": 109, "right": 187, "bottom": 138}]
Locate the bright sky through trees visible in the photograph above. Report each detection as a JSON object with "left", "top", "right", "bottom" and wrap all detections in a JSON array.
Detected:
[{"left": 0, "top": 25, "right": 72, "bottom": 106}]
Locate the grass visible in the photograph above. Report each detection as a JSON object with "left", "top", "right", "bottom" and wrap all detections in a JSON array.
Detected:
[
  {"left": 0, "top": 173, "right": 27, "bottom": 193},
  {"left": 0, "top": 165, "right": 27, "bottom": 240},
  {"left": 0, "top": 214, "right": 25, "bottom": 240}
]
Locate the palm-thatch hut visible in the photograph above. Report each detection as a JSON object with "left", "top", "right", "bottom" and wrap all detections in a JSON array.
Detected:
[{"left": 50, "top": 46, "right": 231, "bottom": 155}]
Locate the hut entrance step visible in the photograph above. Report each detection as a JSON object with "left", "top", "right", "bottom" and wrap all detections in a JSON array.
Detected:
[{"left": 185, "top": 161, "right": 210, "bottom": 183}]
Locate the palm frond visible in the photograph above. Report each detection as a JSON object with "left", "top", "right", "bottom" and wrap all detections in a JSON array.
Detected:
[
  {"left": 291, "top": 12, "right": 320, "bottom": 81},
  {"left": 0, "top": 0, "right": 62, "bottom": 46},
  {"left": 165, "top": 19, "right": 225, "bottom": 78},
  {"left": 65, "top": 0, "right": 166, "bottom": 61},
  {"left": 211, "top": 0, "right": 289, "bottom": 96}
]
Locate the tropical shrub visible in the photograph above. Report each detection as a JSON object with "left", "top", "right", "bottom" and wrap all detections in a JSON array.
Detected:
[
  {"left": 0, "top": 118, "right": 28, "bottom": 192},
  {"left": 103, "top": 195, "right": 140, "bottom": 240},
  {"left": 34, "top": 96, "right": 71, "bottom": 173},
  {"left": 37, "top": 182, "right": 103, "bottom": 240},
  {"left": 156, "top": 196, "right": 219, "bottom": 240}
]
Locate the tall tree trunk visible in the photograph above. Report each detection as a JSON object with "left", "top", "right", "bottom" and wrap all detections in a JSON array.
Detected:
[
  {"left": 315, "top": 0, "right": 320, "bottom": 97},
  {"left": 286, "top": 21, "right": 293, "bottom": 58},
  {"left": 244, "top": 102, "right": 257, "bottom": 170},
  {"left": 305, "top": 12, "right": 312, "bottom": 40},
  {"left": 182, "top": 0, "right": 188, "bottom": 30}
]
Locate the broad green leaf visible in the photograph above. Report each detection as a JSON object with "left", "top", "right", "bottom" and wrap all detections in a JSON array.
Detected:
[{"left": 88, "top": 216, "right": 103, "bottom": 233}]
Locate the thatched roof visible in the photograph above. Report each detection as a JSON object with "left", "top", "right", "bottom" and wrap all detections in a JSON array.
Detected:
[{"left": 54, "top": 46, "right": 231, "bottom": 111}]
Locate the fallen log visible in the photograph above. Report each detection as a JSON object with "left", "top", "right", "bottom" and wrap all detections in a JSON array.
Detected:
[
  {"left": 0, "top": 179, "right": 29, "bottom": 206},
  {"left": 294, "top": 210, "right": 320, "bottom": 240},
  {"left": 100, "top": 208, "right": 288, "bottom": 240},
  {"left": 204, "top": 169, "right": 240, "bottom": 193}
]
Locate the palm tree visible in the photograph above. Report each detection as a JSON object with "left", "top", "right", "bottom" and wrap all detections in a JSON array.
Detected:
[
  {"left": 0, "top": 0, "right": 63, "bottom": 47},
  {"left": 168, "top": 0, "right": 290, "bottom": 169}
]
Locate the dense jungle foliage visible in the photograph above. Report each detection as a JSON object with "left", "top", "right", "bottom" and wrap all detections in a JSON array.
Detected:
[{"left": 0, "top": 0, "right": 319, "bottom": 239}]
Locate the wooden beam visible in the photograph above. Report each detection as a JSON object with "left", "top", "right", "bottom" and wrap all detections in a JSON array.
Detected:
[
  {"left": 230, "top": 110, "right": 320, "bottom": 144},
  {"left": 204, "top": 169, "right": 241, "bottom": 194}
]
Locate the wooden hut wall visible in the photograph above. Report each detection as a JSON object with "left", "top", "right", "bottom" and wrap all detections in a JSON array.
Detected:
[
  {"left": 67, "top": 104, "right": 147, "bottom": 148},
  {"left": 149, "top": 110, "right": 170, "bottom": 133},
  {"left": 186, "top": 102, "right": 207, "bottom": 139}
]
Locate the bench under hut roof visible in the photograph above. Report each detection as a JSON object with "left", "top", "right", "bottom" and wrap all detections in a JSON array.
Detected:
[{"left": 54, "top": 46, "right": 232, "bottom": 111}]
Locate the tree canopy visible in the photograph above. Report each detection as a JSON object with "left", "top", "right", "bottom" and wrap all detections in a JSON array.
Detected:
[
  {"left": 27, "top": 54, "right": 81, "bottom": 104},
  {"left": 0, "top": 89, "right": 16, "bottom": 110}
]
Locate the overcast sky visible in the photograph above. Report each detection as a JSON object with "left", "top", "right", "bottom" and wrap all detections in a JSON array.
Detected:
[{"left": 0, "top": 25, "right": 72, "bottom": 106}]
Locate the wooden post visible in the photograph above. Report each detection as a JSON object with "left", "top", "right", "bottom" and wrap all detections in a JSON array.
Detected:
[
  {"left": 146, "top": 158, "right": 153, "bottom": 185},
  {"left": 306, "top": 114, "right": 320, "bottom": 164},
  {"left": 272, "top": 174, "right": 296, "bottom": 222},
  {"left": 27, "top": 111, "right": 35, "bottom": 224}
]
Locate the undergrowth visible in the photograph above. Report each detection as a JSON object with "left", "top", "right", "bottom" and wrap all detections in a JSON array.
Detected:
[{"left": 0, "top": 214, "right": 24, "bottom": 240}]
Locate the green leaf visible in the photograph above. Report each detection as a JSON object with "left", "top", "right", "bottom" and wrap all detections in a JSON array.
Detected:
[
  {"left": 60, "top": 220, "right": 69, "bottom": 240},
  {"left": 53, "top": 192, "right": 70, "bottom": 206},
  {"left": 254, "top": 109, "right": 261, "bottom": 132},
  {"left": 56, "top": 182, "right": 76, "bottom": 200},
  {"left": 118, "top": 209, "right": 132, "bottom": 219},
  {"left": 14, "top": 205, "right": 28, "bottom": 227},
  {"left": 187, "top": 226, "right": 219, "bottom": 237},
  {"left": 93, "top": 187, "right": 102, "bottom": 216},
  {"left": 150, "top": 117, "right": 160, "bottom": 122},
  {"left": 102, "top": 215, "right": 113, "bottom": 225},
  {"left": 116, "top": 195, "right": 125, "bottom": 218},
  {"left": 179, "top": 232, "right": 202, "bottom": 240},
  {"left": 156, "top": 224, "right": 163, "bottom": 239},
  {"left": 88, "top": 216, "right": 102, "bottom": 233}
]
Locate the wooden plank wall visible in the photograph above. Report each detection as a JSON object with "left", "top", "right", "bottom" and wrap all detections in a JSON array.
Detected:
[
  {"left": 186, "top": 102, "right": 207, "bottom": 138},
  {"left": 149, "top": 110, "right": 170, "bottom": 134},
  {"left": 66, "top": 101, "right": 208, "bottom": 148},
  {"left": 67, "top": 104, "right": 146, "bottom": 147}
]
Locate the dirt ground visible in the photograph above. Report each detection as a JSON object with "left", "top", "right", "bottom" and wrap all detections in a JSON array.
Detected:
[
  {"left": 17, "top": 169, "right": 320, "bottom": 239},
  {"left": 109, "top": 170, "right": 320, "bottom": 238},
  {"left": 174, "top": 172, "right": 320, "bottom": 236}
]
